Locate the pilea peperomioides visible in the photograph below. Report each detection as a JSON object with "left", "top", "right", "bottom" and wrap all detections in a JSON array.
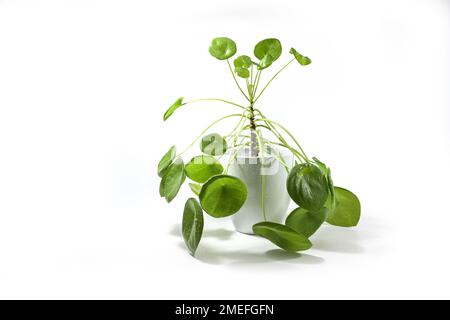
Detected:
[{"left": 158, "top": 37, "right": 361, "bottom": 256}]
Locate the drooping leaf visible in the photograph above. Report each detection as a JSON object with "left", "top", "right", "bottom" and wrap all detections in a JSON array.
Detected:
[
  {"left": 157, "top": 146, "right": 176, "bottom": 177},
  {"left": 253, "top": 222, "right": 312, "bottom": 252},
  {"left": 163, "top": 97, "right": 184, "bottom": 121},
  {"left": 254, "top": 38, "right": 282, "bottom": 70},
  {"left": 326, "top": 187, "right": 361, "bottom": 227},
  {"left": 312, "top": 157, "right": 327, "bottom": 175},
  {"left": 189, "top": 183, "right": 202, "bottom": 196},
  {"left": 287, "top": 163, "right": 329, "bottom": 211},
  {"left": 285, "top": 207, "right": 328, "bottom": 238},
  {"left": 200, "top": 133, "right": 227, "bottom": 156},
  {"left": 159, "top": 158, "right": 186, "bottom": 203},
  {"left": 182, "top": 198, "right": 204, "bottom": 255},
  {"left": 326, "top": 169, "right": 336, "bottom": 210},
  {"left": 209, "top": 37, "right": 237, "bottom": 60},
  {"left": 312, "top": 157, "right": 335, "bottom": 208},
  {"left": 185, "top": 155, "right": 223, "bottom": 183},
  {"left": 289, "top": 48, "right": 311, "bottom": 66},
  {"left": 199, "top": 175, "right": 247, "bottom": 218}
]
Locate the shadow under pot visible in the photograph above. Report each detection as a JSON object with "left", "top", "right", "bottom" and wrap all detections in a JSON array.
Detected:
[{"left": 227, "top": 147, "right": 294, "bottom": 234}]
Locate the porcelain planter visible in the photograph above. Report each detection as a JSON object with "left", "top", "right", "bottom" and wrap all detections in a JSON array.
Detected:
[{"left": 227, "top": 148, "right": 294, "bottom": 234}]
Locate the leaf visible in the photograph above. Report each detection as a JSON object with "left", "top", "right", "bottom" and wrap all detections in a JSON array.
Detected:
[
  {"left": 200, "top": 133, "right": 227, "bottom": 156},
  {"left": 312, "top": 157, "right": 327, "bottom": 175},
  {"left": 233, "top": 55, "right": 252, "bottom": 78},
  {"left": 253, "top": 222, "right": 312, "bottom": 252},
  {"left": 326, "top": 187, "right": 361, "bottom": 227},
  {"left": 289, "top": 48, "right": 311, "bottom": 66},
  {"left": 157, "top": 146, "right": 176, "bottom": 177},
  {"left": 182, "top": 198, "right": 204, "bottom": 255},
  {"left": 185, "top": 155, "right": 223, "bottom": 183},
  {"left": 189, "top": 183, "right": 202, "bottom": 196},
  {"left": 326, "top": 169, "right": 336, "bottom": 209},
  {"left": 254, "top": 38, "right": 282, "bottom": 70},
  {"left": 159, "top": 158, "right": 186, "bottom": 203},
  {"left": 287, "top": 163, "right": 329, "bottom": 212},
  {"left": 209, "top": 37, "right": 237, "bottom": 60},
  {"left": 235, "top": 67, "right": 250, "bottom": 78},
  {"left": 233, "top": 55, "right": 252, "bottom": 68},
  {"left": 285, "top": 207, "right": 328, "bottom": 238},
  {"left": 163, "top": 97, "right": 184, "bottom": 121},
  {"left": 199, "top": 175, "right": 247, "bottom": 218},
  {"left": 312, "top": 157, "right": 335, "bottom": 208}
]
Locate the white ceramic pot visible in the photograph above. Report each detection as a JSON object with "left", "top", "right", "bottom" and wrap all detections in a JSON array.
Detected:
[{"left": 227, "top": 147, "right": 294, "bottom": 234}]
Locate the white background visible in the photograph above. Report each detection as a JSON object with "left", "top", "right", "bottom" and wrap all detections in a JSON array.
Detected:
[{"left": 0, "top": 0, "right": 449, "bottom": 299}]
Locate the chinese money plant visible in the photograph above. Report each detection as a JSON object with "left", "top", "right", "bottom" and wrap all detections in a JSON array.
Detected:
[{"left": 158, "top": 37, "right": 361, "bottom": 256}]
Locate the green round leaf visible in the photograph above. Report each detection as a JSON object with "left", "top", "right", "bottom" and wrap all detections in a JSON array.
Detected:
[
  {"left": 289, "top": 47, "right": 311, "bottom": 66},
  {"left": 254, "top": 38, "right": 282, "bottom": 69},
  {"left": 157, "top": 146, "right": 176, "bottom": 177},
  {"left": 235, "top": 67, "right": 250, "bottom": 78},
  {"left": 253, "top": 222, "right": 312, "bottom": 252},
  {"left": 234, "top": 55, "right": 252, "bottom": 68},
  {"left": 326, "top": 187, "right": 361, "bottom": 227},
  {"left": 200, "top": 133, "right": 227, "bottom": 156},
  {"left": 209, "top": 37, "right": 237, "bottom": 60},
  {"left": 287, "top": 163, "right": 329, "bottom": 212},
  {"left": 285, "top": 207, "right": 328, "bottom": 238},
  {"left": 182, "top": 198, "right": 204, "bottom": 255},
  {"left": 199, "top": 175, "right": 247, "bottom": 218},
  {"left": 185, "top": 155, "right": 223, "bottom": 183},
  {"left": 189, "top": 183, "right": 202, "bottom": 196},
  {"left": 159, "top": 158, "right": 186, "bottom": 203},
  {"left": 163, "top": 97, "right": 184, "bottom": 121}
]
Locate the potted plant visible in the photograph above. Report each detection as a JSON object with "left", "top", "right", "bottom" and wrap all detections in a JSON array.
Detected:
[{"left": 158, "top": 37, "right": 361, "bottom": 256}]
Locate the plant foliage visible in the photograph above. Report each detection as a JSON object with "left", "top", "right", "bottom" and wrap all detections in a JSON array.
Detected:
[{"left": 157, "top": 37, "right": 360, "bottom": 256}]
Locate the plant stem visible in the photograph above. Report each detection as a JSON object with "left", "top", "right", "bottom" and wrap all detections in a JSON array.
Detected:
[
  {"left": 252, "top": 110, "right": 306, "bottom": 162},
  {"left": 252, "top": 69, "right": 262, "bottom": 97},
  {"left": 254, "top": 58, "right": 295, "bottom": 103},
  {"left": 255, "top": 117, "right": 309, "bottom": 162},
  {"left": 230, "top": 117, "right": 249, "bottom": 151},
  {"left": 177, "top": 113, "right": 245, "bottom": 157},
  {"left": 255, "top": 130, "right": 267, "bottom": 221},
  {"left": 248, "top": 102, "right": 259, "bottom": 157},
  {"left": 226, "top": 109, "right": 251, "bottom": 137},
  {"left": 262, "top": 139, "right": 290, "bottom": 173},
  {"left": 227, "top": 60, "right": 250, "bottom": 102},
  {"left": 261, "top": 137, "right": 304, "bottom": 162},
  {"left": 184, "top": 98, "right": 246, "bottom": 109}
]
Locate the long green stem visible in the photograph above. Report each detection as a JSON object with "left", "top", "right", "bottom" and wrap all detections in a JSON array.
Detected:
[
  {"left": 177, "top": 114, "right": 245, "bottom": 156},
  {"left": 224, "top": 135, "right": 247, "bottom": 173},
  {"left": 252, "top": 69, "right": 262, "bottom": 98},
  {"left": 255, "top": 117, "right": 309, "bottom": 162},
  {"left": 250, "top": 64, "right": 254, "bottom": 89},
  {"left": 184, "top": 98, "right": 246, "bottom": 109},
  {"left": 230, "top": 117, "right": 250, "bottom": 150},
  {"left": 226, "top": 109, "right": 251, "bottom": 137},
  {"left": 263, "top": 140, "right": 290, "bottom": 173},
  {"left": 252, "top": 111, "right": 305, "bottom": 162},
  {"left": 262, "top": 137, "right": 304, "bottom": 162},
  {"left": 227, "top": 60, "right": 250, "bottom": 102},
  {"left": 253, "top": 109, "right": 306, "bottom": 160},
  {"left": 255, "top": 130, "right": 267, "bottom": 221},
  {"left": 254, "top": 58, "right": 295, "bottom": 103}
]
